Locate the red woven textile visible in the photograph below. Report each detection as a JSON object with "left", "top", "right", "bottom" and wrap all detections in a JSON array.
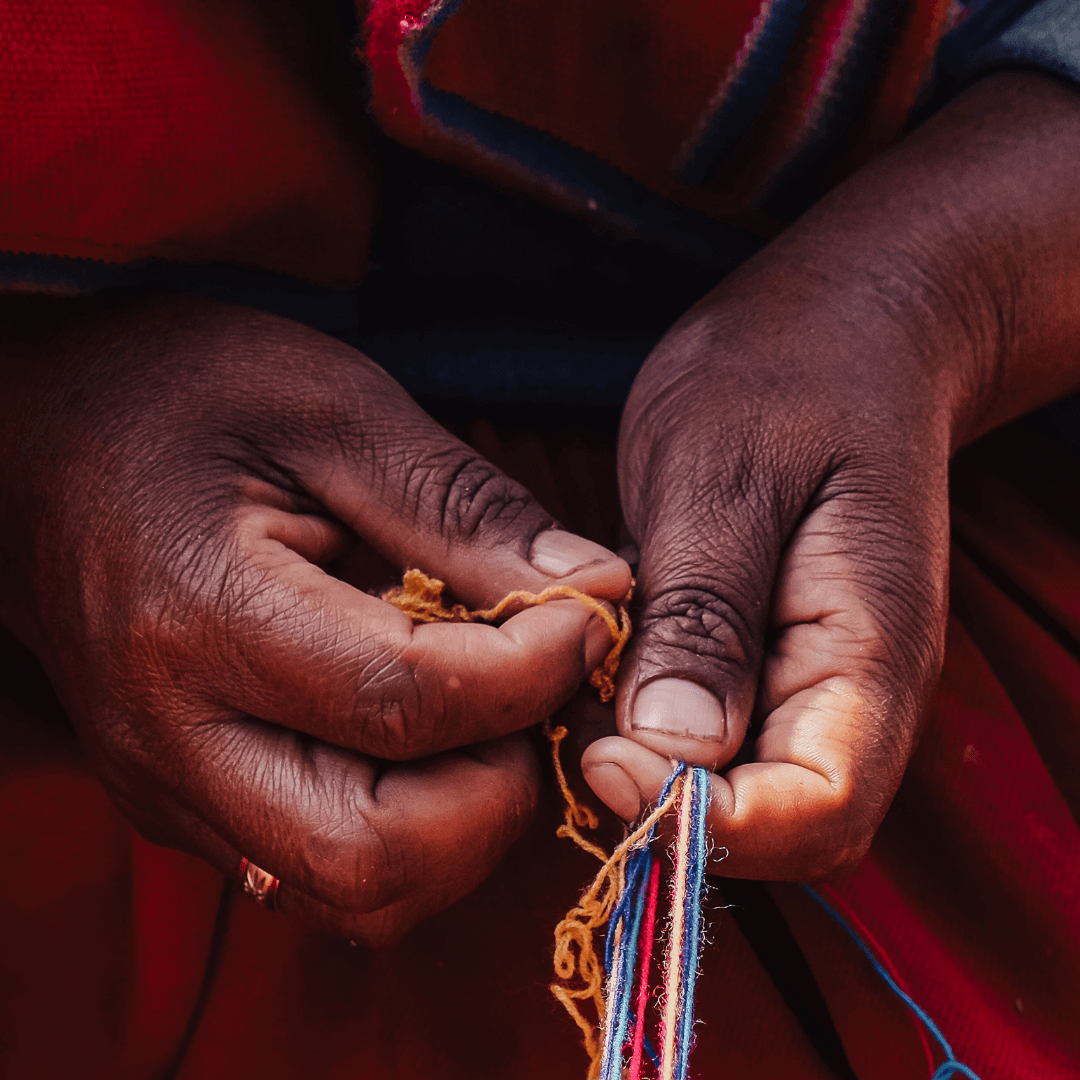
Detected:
[
  {"left": 363, "top": 0, "right": 954, "bottom": 225},
  {"left": 0, "top": 0, "right": 374, "bottom": 285},
  {"left": 1, "top": 418, "right": 1076, "bottom": 1080}
]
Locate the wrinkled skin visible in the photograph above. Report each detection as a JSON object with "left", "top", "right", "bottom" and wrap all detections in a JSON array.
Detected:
[
  {"left": 2, "top": 73, "right": 1080, "bottom": 941},
  {"left": 0, "top": 294, "right": 630, "bottom": 944},
  {"left": 584, "top": 73, "right": 1080, "bottom": 876}
]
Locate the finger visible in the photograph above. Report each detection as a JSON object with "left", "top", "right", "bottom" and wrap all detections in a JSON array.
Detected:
[
  {"left": 583, "top": 677, "right": 879, "bottom": 880},
  {"left": 586, "top": 489, "right": 947, "bottom": 879},
  {"left": 157, "top": 719, "right": 541, "bottom": 924},
  {"left": 172, "top": 510, "right": 616, "bottom": 758},
  {"left": 234, "top": 318, "right": 631, "bottom": 606},
  {"left": 614, "top": 415, "right": 816, "bottom": 771}
]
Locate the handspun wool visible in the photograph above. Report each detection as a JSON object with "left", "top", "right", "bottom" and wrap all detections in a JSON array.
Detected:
[{"left": 550, "top": 748, "right": 711, "bottom": 1080}]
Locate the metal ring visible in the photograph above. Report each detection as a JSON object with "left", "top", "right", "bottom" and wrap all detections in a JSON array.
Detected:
[{"left": 239, "top": 857, "right": 279, "bottom": 911}]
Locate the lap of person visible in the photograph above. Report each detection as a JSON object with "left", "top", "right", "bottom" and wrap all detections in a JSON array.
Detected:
[{"left": 2, "top": 412, "right": 1078, "bottom": 1080}]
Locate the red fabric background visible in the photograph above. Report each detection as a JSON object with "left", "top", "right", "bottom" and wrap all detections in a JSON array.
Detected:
[{"left": 0, "top": 0, "right": 374, "bottom": 285}]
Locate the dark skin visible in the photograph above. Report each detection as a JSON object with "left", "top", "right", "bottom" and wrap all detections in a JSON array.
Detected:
[{"left": 2, "top": 72, "right": 1079, "bottom": 943}]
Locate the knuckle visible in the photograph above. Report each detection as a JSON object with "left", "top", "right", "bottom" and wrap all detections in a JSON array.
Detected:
[
  {"left": 298, "top": 804, "right": 411, "bottom": 915},
  {"left": 345, "top": 644, "right": 452, "bottom": 761},
  {"left": 344, "top": 640, "right": 427, "bottom": 759},
  {"left": 632, "top": 580, "right": 760, "bottom": 680},
  {"left": 409, "top": 451, "right": 549, "bottom": 545},
  {"left": 807, "top": 781, "right": 878, "bottom": 881}
]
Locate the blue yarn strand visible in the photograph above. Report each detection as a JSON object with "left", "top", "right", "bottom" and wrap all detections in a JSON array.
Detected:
[
  {"left": 604, "top": 851, "right": 652, "bottom": 1080},
  {"left": 674, "top": 767, "right": 710, "bottom": 1080},
  {"left": 594, "top": 762, "right": 980, "bottom": 1080},
  {"left": 600, "top": 761, "right": 688, "bottom": 1080},
  {"left": 802, "top": 887, "right": 982, "bottom": 1080},
  {"left": 605, "top": 847, "right": 650, "bottom": 975},
  {"left": 933, "top": 1065, "right": 983, "bottom": 1080}
]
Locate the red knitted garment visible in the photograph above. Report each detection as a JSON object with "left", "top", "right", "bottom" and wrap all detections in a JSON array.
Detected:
[{"left": 0, "top": 0, "right": 374, "bottom": 284}]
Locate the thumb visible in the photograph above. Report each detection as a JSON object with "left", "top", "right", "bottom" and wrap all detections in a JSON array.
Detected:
[
  {"left": 253, "top": 325, "right": 632, "bottom": 608},
  {"left": 608, "top": 447, "right": 799, "bottom": 773}
]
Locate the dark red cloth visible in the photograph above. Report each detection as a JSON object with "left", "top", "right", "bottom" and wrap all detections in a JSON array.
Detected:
[
  {"left": 2, "top": 418, "right": 1077, "bottom": 1080},
  {"left": 0, "top": 0, "right": 374, "bottom": 284}
]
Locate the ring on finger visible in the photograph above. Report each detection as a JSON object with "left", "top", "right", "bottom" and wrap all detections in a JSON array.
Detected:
[{"left": 239, "top": 857, "right": 280, "bottom": 911}]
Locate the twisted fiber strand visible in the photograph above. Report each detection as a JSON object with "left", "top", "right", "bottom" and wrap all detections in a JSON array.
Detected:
[
  {"left": 628, "top": 858, "right": 662, "bottom": 1080},
  {"left": 613, "top": 854, "right": 652, "bottom": 1074},
  {"left": 659, "top": 773, "right": 695, "bottom": 1080},
  {"left": 605, "top": 848, "right": 648, "bottom": 975},
  {"left": 600, "top": 849, "right": 651, "bottom": 1080},
  {"left": 545, "top": 721, "right": 608, "bottom": 862},
  {"left": 675, "top": 768, "right": 710, "bottom": 1080},
  {"left": 382, "top": 568, "right": 631, "bottom": 701}
]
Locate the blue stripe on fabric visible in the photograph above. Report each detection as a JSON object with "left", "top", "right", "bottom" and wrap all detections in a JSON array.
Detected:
[
  {"left": 416, "top": 85, "right": 765, "bottom": 269},
  {"left": 757, "top": 0, "right": 906, "bottom": 212},
  {"left": 802, "top": 887, "right": 983, "bottom": 1080},
  {"left": 0, "top": 252, "right": 361, "bottom": 335},
  {"left": 678, "top": 0, "right": 812, "bottom": 187}
]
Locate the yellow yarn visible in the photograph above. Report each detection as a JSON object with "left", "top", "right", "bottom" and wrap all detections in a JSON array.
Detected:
[
  {"left": 382, "top": 568, "right": 630, "bottom": 702},
  {"left": 382, "top": 565, "right": 645, "bottom": 1078}
]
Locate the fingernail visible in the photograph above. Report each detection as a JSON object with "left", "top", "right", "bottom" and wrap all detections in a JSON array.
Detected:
[
  {"left": 631, "top": 679, "right": 726, "bottom": 743},
  {"left": 584, "top": 761, "right": 642, "bottom": 822},
  {"left": 529, "top": 529, "right": 617, "bottom": 578}
]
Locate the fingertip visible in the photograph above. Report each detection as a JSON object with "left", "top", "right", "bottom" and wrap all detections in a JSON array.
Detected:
[
  {"left": 496, "top": 598, "right": 612, "bottom": 678},
  {"left": 581, "top": 736, "right": 674, "bottom": 821},
  {"left": 585, "top": 604, "right": 619, "bottom": 672},
  {"left": 625, "top": 678, "right": 744, "bottom": 772},
  {"left": 528, "top": 528, "right": 632, "bottom": 598}
]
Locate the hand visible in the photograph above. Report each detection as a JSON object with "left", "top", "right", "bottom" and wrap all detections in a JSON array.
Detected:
[
  {"left": 0, "top": 292, "right": 630, "bottom": 942},
  {"left": 585, "top": 263, "right": 952, "bottom": 880},
  {"left": 583, "top": 72, "right": 1080, "bottom": 880}
]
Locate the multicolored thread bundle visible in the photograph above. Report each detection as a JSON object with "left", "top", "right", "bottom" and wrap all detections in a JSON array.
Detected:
[
  {"left": 548, "top": 736, "right": 711, "bottom": 1080},
  {"left": 383, "top": 568, "right": 711, "bottom": 1080},
  {"left": 383, "top": 567, "right": 985, "bottom": 1080}
]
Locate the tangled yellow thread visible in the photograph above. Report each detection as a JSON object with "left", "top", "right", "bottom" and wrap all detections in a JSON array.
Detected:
[
  {"left": 382, "top": 566, "right": 640, "bottom": 1077},
  {"left": 548, "top": 759, "right": 683, "bottom": 1078}
]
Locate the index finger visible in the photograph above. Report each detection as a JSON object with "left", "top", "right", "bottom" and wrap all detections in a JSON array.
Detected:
[{"left": 172, "top": 510, "right": 614, "bottom": 760}]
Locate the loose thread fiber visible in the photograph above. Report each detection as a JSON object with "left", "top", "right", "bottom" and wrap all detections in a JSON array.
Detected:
[
  {"left": 386, "top": 568, "right": 986, "bottom": 1080},
  {"left": 803, "top": 888, "right": 983, "bottom": 1080},
  {"left": 383, "top": 568, "right": 630, "bottom": 701},
  {"left": 382, "top": 568, "right": 713, "bottom": 1078}
]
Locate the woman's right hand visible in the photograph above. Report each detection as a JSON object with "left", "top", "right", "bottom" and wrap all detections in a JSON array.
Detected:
[{"left": 0, "top": 292, "right": 630, "bottom": 944}]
